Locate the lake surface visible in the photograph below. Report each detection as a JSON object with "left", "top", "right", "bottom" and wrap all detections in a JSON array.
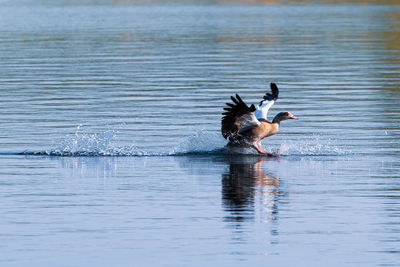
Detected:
[{"left": 0, "top": 1, "right": 399, "bottom": 266}]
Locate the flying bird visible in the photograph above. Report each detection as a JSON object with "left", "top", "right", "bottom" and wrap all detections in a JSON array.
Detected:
[{"left": 221, "top": 83, "right": 298, "bottom": 156}]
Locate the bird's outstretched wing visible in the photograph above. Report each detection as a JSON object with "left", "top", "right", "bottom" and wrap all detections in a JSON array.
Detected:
[
  {"left": 254, "top": 83, "right": 279, "bottom": 121},
  {"left": 221, "top": 94, "right": 260, "bottom": 139},
  {"left": 262, "top": 82, "right": 279, "bottom": 102}
]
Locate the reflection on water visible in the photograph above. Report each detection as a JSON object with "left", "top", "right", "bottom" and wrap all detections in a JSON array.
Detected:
[
  {"left": 221, "top": 156, "right": 282, "bottom": 245},
  {"left": 222, "top": 156, "right": 279, "bottom": 224},
  {"left": 1, "top": 154, "right": 400, "bottom": 266}
]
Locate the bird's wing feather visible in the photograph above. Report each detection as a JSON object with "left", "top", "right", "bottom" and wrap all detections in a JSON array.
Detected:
[
  {"left": 236, "top": 113, "right": 261, "bottom": 134},
  {"left": 254, "top": 100, "right": 275, "bottom": 120},
  {"left": 221, "top": 94, "right": 258, "bottom": 139},
  {"left": 263, "top": 82, "right": 279, "bottom": 101},
  {"left": 254, "top": 83, "right": 279, "bottom": 120}
]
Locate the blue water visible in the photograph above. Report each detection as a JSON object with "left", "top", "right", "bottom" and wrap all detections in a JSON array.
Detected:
[{"left": 0, "top": 1, "right": 399, "bottom": 266}]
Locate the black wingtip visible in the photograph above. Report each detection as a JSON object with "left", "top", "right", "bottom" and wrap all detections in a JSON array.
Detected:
[
  {"left": 235, "top": 94, "right": 243, "bottom": 103},
  {"left": 262, "top": 82, "right": 279, "bottom": 101},
  {"left": 231, "top": 96, "right": 239, "bottom": 104},
  {"left": 270, "top": 83, "right": 279, "bottom": 100},
  {"left": 270, "top": 82, "right": 278, "bottom": 91}
]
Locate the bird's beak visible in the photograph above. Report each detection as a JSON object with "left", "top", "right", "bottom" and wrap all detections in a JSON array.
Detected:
[{"left": 290, "top": 115, "right": 299, "bottom": 120}]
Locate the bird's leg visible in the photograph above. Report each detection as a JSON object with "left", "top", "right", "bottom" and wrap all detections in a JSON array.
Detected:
[
  {"left": 252, "top": 145, "right": 273, "bottom": 157},
  {"left": 253, "top": 143, "right": 280, "bottom": 157}
]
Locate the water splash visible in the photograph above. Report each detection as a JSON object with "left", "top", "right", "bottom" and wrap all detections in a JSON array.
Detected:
[
  {"left": 277, "top": 135, "right": 348, "bottom": 156},
  {"left": 25, "top": 125, "right": 145, "bottom": 156},
  {"left": 169, "top": 130, "right": 226, "bottom": 155},
  {"left": 20, "top": 127, "right": 348, "bottom": 157}
]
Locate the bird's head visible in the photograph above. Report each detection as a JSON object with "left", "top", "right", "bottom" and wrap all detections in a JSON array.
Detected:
[{"left": 273, "top": 112, "right": 298, "bottom": 123}]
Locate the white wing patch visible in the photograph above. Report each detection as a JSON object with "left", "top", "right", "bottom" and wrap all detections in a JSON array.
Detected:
[
  {"left": 235, "top": 113, "right": 261, "bottom": 134},
  {"left": 254, "top": 100, "right": 275, "bottom": 120}
]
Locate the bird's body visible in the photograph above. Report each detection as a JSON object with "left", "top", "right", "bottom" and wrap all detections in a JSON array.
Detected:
[
  {"left": 221, "top": 83, "right": 298, "bottom": 156},
  {"left": 228, "top": 121, "right": 278, "bottom": 146}
]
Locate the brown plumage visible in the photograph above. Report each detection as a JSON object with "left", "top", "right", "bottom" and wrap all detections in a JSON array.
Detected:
[{"left": 221, "top": 83, "right": 298, "bottom": 156}]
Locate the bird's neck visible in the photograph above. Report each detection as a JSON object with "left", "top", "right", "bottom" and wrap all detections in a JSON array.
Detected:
[{"left": 272, "top": 113, "right": 285, "bottom": 124}]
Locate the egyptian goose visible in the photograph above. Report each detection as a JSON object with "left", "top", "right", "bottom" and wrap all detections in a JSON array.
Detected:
[{"left": 221, "top": 83, "right": 298, "bottom": 156}]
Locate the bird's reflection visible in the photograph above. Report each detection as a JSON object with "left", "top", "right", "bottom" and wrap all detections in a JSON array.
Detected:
[{"left": 221, "top": 155, "right": 280, "bottom": 226}]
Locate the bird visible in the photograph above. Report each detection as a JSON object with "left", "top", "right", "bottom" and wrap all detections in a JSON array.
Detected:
[{"left": 221, "top": 83, "right": 298, "bottom": 156}]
